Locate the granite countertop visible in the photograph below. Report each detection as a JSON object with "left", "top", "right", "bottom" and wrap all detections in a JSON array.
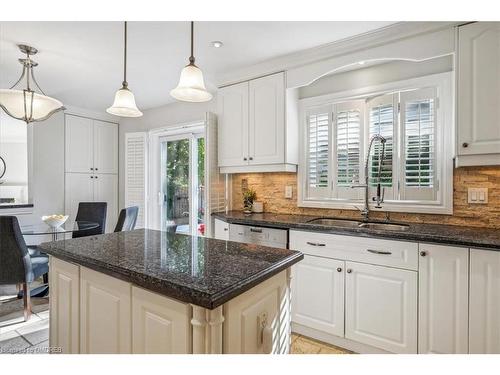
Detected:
[
  {"left": 39, "top": 229, "right": 303, "bottom": 309},
  {"left": 214, "top": 211, "right": 500, "bottom": 251}
]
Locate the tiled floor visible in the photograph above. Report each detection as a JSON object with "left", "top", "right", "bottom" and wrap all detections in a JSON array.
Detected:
[
  {"left": 1, "top": 283, "right": 351, "bottom": 355},
  {"left": 0, "top": 283, "right": 50, "bottom": 354},
  {"left": 290, "top": 333, "right": 353, "bottom": 354}
]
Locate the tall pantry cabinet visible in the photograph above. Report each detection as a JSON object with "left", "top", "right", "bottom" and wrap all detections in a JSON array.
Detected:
[{"left": 65, "top": 114, "right": 119, "bottom": 233}]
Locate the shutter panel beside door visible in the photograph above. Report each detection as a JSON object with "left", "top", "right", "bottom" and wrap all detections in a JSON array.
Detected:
[{"left": 125, "top": 132, "right": 148, "bottom": 229}]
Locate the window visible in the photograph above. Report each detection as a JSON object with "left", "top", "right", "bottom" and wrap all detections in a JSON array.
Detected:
[{"left": 299, "top": 73, "right": 452, "bottom": 214}]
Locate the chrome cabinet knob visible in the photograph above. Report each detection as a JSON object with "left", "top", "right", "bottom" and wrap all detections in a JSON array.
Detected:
[
  {"left": 336, "top": 267, "right": 342, "bottom": 272},
  {"left": 420, "top": 251, "right": 427, "bottom": 257},
  {"left": 346, "top": 269, "right": 352, "bottom": 274},
  {"left": 462, "top": 142, "right": 469, "bottom": 148}
]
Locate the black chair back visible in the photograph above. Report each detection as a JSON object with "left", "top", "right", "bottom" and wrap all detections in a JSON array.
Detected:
[
  {"left": 0, "top": 216, "right": 33, "bottom": 284},
  {"left": 114, "top": 206, "right": 139, "bottom": 232},
  {"left": 73, "top": 202, "right": 107, "bottom": 238}
]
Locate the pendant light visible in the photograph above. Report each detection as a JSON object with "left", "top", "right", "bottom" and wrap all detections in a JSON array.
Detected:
[
  {"left": 0, "top": 45, "right": 65, "bottom": 124},
  {"left": 107, "top": 21, "right": 143, "bottom": 117},
  {"left": 170, "top": 21, "right": 213, "bottom": 103}
]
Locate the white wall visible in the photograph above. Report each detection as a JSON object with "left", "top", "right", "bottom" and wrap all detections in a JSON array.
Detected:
[
  {"left": 299, "top": 55, "right": 453, "bottom": 99},
  {"left": 118, "top": 100, "right": 216, "bottom": 209}
]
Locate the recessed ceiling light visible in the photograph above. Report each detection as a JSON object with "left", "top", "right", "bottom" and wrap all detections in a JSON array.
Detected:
[{"left": 211, "top": 41, "right": 223, "bottom": 48}]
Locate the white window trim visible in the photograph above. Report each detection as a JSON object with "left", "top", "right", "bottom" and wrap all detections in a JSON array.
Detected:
[{"left": 298, "top": 72, "right": 454, "bottom": 215}]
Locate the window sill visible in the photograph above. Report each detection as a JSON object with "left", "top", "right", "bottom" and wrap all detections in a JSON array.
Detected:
[{"left": 298, "top": 198, "right": 452, "bottom": 215}]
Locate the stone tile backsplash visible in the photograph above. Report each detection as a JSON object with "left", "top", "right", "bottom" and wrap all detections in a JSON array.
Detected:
[{"left": 231, "top": 166, "right": 500, "bottom": 228}]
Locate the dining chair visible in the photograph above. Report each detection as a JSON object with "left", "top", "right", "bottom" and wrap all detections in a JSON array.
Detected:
[
  {"left": 0, "top": 216, "right": 49, "bottom": 321},
  {"left": 72, "top": 202, "right": 107, "bottom": 238},
  {"left": 114, "top": 206, "right": 139, "bottom": 232}
]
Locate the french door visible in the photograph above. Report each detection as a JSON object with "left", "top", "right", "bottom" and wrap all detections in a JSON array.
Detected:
[{"left": 159, "top": 131, "right": 205, "bottom": 236}]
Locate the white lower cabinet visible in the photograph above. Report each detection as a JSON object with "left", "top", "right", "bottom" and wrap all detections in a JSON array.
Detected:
[
  {"left": 469, "top": 248, "right": 500, "bottom": 354},
  {"left": 132, "top": 286, "right": 191, "bottom": 354},
  {"left": 80, "top": 267, "right": 132, "bottom": 354},
  {"left": 49, "top": 258, "right": 80, "bottom": 354},
  {"left": 344, "top": 262, "right": 417, "bottom": 354},
  {"left": 418, "top": 244, "right": 469, "bottom": 354},
  {"left": 292, "top": 255, "right": 344, "bottom": 337},
  {"left": 214, "top": 218, "right": 230, "bottom": 240}
]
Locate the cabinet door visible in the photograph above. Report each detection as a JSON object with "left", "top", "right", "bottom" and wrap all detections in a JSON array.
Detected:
[
  {"left": 418, "top": 244, "right": 469, "bottom": 353},
  {"left": 65, "top": 173, "right": 94, "bottom": 224},
  {"left": 93, "top": 174, "right": 118, "bottom": 233},
  {"left": 249, "top": 72, "right": 285, "bottom": 165},
  {"left": 291, "top": 255, "right": 344, "bottom": 337},
  {"left": 132, "top": 286, "right": 191, "bottom": 353},
  {"left": 93, "top": 120, "right": 118, "bottom": 174},
  {"left": 49, "top": 257, "right": 80, "bottom": 353},
  {"left": 217, "top": 81, "right": 249, "bottom": 167},
  {"left": 458, "top": 22, "right": 500, "bottom": 155},
  {"left": 80, "top": 267, "right": 131, "bottom": 354},
  {"left": 345, "top": 262, "right": 417, "bottom": 353},
  {"left": 469, "top": 249, "right": 500, "bottom": 354},
  {"left": 65, "top": 115, "right": 94, "bottom": 173},
  {"left": 214, "top": 218, "right": 229, "bottom": 240}
]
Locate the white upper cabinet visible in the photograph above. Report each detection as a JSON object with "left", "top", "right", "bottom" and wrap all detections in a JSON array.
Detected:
[
  {"left": 93, "top": 120, "right": 118, "bottom": 174},
  {"left": 469, "top": 249, "right": 500, "bottom": 354},
  {"left": 292, "top": 255, "right": 345, "bottom": 337},
  {"left": 217, "top": 72, "right": 297, "bottom": 173},
  {"left": 249, "top": 73, "right": 285, "bottom": 165},
  {"left": 65, "top": 115, "right": 94, "bottom": 173},
  {"left": 65, "top": 114, "right": 118, "bottom": 174},
  {"left": 217, "top": 81, "right": 249, "bottom": 167},
  {"left": 344, "top": 262, "right": 417, "bottom": 354},
  {"left": 418, "top": 244, "right": 469, "bottom": 354},
  {"left": 457, "top": 22, "right": 500, "bottom": 166}
]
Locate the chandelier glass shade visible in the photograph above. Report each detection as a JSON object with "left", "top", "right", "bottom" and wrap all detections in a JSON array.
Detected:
[
  {"left": 0, "top": 45, "right": 65, "bottom": 124},
  {"left": 170, "top": 22, "right": 213, "bottom": 103},
  {"left": 107, "top": 21, "right": 142, "bottom": 117}
]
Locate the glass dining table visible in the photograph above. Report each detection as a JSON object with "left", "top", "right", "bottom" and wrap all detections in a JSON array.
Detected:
[
  {"left": 19, "top": 221, "right": 99, "bottom": 298},
  {"left": 21, "top": 220, "right": 100, "bottom": 241}
]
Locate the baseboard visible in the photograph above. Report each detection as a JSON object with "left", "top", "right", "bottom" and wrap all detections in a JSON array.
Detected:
[{"left": 292, "top": 323, "right": 392, "bottom": 354}]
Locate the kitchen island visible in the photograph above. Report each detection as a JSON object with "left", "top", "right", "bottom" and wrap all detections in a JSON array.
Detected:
[{"left": 39, "top": 229, "right": 303, "bottom": 354}]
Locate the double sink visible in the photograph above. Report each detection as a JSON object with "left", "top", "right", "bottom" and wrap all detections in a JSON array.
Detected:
[{"left": 306, "top": 218, "right": 410, "bottom": 232}]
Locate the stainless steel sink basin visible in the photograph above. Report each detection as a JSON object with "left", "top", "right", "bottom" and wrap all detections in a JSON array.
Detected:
[
  {"left": 306, "top": 218, "right": 361, "bottom": 228},
  {"left": 306, "top": 217, "right": 410, "bottom": 231},
  {"left": 358, "top": 222, "right": 410, "bottom": 231}
]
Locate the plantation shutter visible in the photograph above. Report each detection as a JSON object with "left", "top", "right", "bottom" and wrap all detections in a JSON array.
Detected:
[
  {"left": 306, "top": 107, "right": 331, "bottom": 198},
  {"left": 367, "top": 93, "right": 397, "bottom": 200},
  {"left": 334, "top": 101, "right": 364, "bottom": 200},
  {"left": 125, "top": 132, "right": 148, "bottom": 228},
  {"left": 400, "top": 87, "right": 438, "bottom": 201},
  {"left": 205, "top": 112, "right": 226, "bottom": 238}
]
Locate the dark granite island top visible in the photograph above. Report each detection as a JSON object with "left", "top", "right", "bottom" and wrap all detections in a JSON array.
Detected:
[
  {"left": 39, "top": 229, "right": 303, "bottom": 309},
  {"left": 214, "top": 211, "right": 500, "bottom": 251}
]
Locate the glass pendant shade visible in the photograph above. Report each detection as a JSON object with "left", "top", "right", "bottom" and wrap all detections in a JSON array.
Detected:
[
  {"left": 0, "top": 89, "right": 64, "bottom": 123},
  {"left": 106, "top": 86, "right": 142, "bottom": 117},
  {"left": 170, "top": 63, "right": 213, "bottom": 102}
]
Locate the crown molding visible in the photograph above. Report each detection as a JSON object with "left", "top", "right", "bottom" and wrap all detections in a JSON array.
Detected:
[{"left": 215, "top": 22, "right": 460, "bottom": 87}]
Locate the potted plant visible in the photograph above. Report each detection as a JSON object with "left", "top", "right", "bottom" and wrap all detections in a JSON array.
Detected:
[{"left": 242, "top": 188, "right": 257, "bottom": 214}]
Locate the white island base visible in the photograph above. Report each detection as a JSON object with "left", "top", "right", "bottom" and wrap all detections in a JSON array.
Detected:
[{"left": 49, "top": 257, "right": 292, "bottom": 354}]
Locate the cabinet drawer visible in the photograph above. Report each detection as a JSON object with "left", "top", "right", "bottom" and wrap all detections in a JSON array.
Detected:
[{"left": 289, "top": 230, "right": 418, "bottom": 270}]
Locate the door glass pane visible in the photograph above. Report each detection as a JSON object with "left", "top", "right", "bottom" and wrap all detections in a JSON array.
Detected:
[
  {"left": 162, "top": 138, "right": 190, "bottom": 234},
  {"left": 196, "top": 137, "right": 206, "bottom": 236}
]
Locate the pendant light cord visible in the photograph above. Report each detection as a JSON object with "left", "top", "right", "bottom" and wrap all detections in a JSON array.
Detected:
[
  {"left": 189, "top": 21, "right": 195, "bottom": 65},
  {"left": 123, "top": 21, "right": 128, "bottom": 88}
]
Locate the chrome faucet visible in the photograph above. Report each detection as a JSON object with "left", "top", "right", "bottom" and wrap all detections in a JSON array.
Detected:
[{"left": 350, "top": 134, "right": 387, "bottom": 221}]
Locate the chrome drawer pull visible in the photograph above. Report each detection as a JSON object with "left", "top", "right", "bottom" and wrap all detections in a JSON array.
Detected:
[
  {"left": 306, "top": 241, "right": 326, "bottom": 247},
  {"left": 367, "top": 249, "right": 392, "bottom": 255},
  {"left": 250, "top": 228, "right": 263, "bottom": 233}
]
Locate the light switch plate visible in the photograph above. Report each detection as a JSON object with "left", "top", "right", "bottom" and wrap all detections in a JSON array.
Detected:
[
  {"left": 285, "top": 186, "right": 293, "bottom": 199},
  {"left": 468, "top": 187, "right": 488, "bottom": 204}
]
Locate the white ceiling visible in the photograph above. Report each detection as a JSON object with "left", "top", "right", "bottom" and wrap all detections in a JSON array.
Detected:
[{"left": 0, "top": 21, "right": 394, "bottom": 112}]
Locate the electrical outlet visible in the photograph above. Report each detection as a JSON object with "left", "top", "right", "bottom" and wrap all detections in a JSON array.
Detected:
[
  {"left": 285, "top": 186, "right": 293, "bottom": 199},
  {"left": 468, "top": 187, "right": 488, "bottom": 204}
]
